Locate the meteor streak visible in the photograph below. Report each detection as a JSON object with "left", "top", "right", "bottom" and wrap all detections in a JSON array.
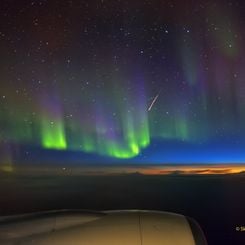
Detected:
[{"left": 148, "top": 94, "right": 160, "bottom": 111}]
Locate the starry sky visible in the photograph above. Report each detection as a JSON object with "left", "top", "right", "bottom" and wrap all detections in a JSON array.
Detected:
[{"left": 1, "top": 0, "right": 245, "bottom": 167}]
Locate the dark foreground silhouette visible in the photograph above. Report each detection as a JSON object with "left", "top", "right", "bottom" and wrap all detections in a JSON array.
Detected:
[{"left": 0, "top": 172, "right": 244, "bottom": 244}]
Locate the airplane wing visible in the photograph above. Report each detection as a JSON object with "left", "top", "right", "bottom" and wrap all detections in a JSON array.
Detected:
[{"left": 0, "top": 210, "right": 207, "bottom": 245}]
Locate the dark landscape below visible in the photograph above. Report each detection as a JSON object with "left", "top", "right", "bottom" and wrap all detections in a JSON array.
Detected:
[{"left": 1, "top": 169, "right": 245, "bottom": 245}]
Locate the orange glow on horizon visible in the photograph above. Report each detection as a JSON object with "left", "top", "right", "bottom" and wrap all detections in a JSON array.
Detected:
[
  {"left": 2, "top": 164, "right": 245, "bottom": 176},
  {"left": 138, "top": 165, "right": 245, "bottom": 175}
]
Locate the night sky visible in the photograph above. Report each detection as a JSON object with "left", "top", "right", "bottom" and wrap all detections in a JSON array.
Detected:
[{"left": 1, "top": 0, "right": 245, "bottom": 166}]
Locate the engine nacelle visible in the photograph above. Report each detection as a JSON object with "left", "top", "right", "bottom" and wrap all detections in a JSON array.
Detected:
[{"left": 0, "top": 210, "right": 207, "bottom": 245}]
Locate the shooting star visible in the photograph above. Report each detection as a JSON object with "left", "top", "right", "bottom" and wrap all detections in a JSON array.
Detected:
[{"left": 148, "top": 93, "right": 160, "bottom": 111}]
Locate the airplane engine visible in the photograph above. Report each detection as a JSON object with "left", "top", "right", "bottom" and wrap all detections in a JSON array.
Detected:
[{"left": 0, "top": 210, "right": 207, "bottom": 245}]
